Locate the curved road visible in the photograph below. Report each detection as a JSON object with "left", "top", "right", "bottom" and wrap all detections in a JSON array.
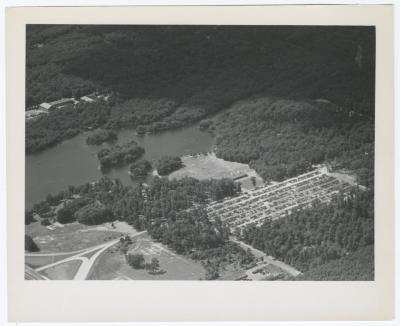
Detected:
[{"left": 33, "top": 231, "right": 147, "bottom": 280}]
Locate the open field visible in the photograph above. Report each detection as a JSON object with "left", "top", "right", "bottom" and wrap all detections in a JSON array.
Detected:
[
  {"left": 41, "top": 260, "right": 82, "bottom": 280},
  {"left": 26, "top": 221, "right": 125, "bottom": 253},
  {"left": 168, "top": 152, "right": 262, "bottom": 182},
  {"left": 26, "top": 252, "right": 77, "bottom": 268},
  {"left": 88, "top": 234, "right": 206, "bottom": 280}
]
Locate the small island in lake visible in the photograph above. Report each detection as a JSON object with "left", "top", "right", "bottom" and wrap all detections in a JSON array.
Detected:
[
  {"left": 86, "top": 129, "right": 118, "bottom": 145},
  {"left": 97, "top": 141, "right": 145, "bottom": 170},
  {"left": 129, "top": 160, "right": 152, "bottom": 179},
  {"left": 156, "top": 156, "right": 184, "bottom": 176}
]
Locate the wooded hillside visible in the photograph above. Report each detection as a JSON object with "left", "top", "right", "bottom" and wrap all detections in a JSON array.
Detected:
[{"left": 27, "top": 25, "right": 375, "bottom": 118}]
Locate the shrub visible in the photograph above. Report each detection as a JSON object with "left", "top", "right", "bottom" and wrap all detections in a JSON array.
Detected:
[
  {"left": 57, "top": 206, "right": 76, "bottom": 224},
  {"left": 40, "top": 218, "right": 51, "bottom": 226},
  {"left": 25, "top": 235, "right": 40, "bottom": 252},
  {"left": 25, "top": 210, "right": 35, "bottom": 225},
  {"left": 156, "top": 156, "right": 183, "bottom": 176},
  {"left": 126, "top": 253, "right": 145, "bottom": 269},
  {"left": 129, "top": 160, "right": 152, "bottom": 179},
  {"left": 75, "top": 203, "right": 114, "bottom": 225}
]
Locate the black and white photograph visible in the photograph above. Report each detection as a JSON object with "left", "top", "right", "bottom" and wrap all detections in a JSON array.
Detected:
[{"left": 23, "top": 24, "right": 376, "bottom": 281}]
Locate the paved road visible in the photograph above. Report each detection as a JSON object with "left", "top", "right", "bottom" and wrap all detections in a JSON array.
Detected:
[
  {"left": 35, "top": 231, "right": 147, "bottom": 280},
  {"left": 230, "top": 237, "right": 302, "bottom": 278}
]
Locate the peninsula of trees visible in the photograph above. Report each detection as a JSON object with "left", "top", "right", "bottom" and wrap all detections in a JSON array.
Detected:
[
  {"left": 26, "top": 100, "right": 112, "bottom": 153},
  {"left": 97, "top": 141, "right": 144, "bottom": 170},
  {"left": 86, "top": 129, "right": 117, "bottom": 145},
  {"left": 129, "top": 160, "right": 152, "bottom": 179},
  {"left": 156, "top": 156, "right": 184, "bottom": 176}
]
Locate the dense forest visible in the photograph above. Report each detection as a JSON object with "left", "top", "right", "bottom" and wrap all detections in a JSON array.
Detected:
[
  {"left": 25, "top": 100, "right": 112, "bottom": 153},
  {"left": 206, "top": 97, "right": 374, "bottom": 186},
  {"left": 129, "top": 160, "right": 152, "bottom": 179},
  {"left": 26, "top": 25, "right": 374, "bottom": 115},
  {"left": 240, "top": 188, "right": 374, "bottom": 277},
  {"left": 156, "top": 156, "right": 184, "bottom": 176},
  {"left": 86, "top": 129, "right": 117, "bottom": 145},
  {"left": 295, "top": 245, "right": 374, "bottom": 281},
  {"left": 26, "top": 25, "right": 375, "bottom": 186},
  {"left": 26, "top": 26, "right": 375, "bottom": 188}
]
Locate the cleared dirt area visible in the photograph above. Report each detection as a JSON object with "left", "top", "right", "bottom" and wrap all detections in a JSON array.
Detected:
[
  {"left": 168, "top": 152, "right": 261, "bottom": 181},
  {"left": 88, "top": 234, "right": 206, "bottom": 280},
  {"left": 26, "top": 221, "right": 123, "bottom": 253},
  {"left": 41, "top": 260, "right": 82, "bottom": 280}
]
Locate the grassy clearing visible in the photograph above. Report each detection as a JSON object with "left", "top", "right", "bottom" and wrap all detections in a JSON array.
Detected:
[
  {"left": 26, "top": 221, "right": 123, "bottom": 253},
  {"left": 168, "top": 153, "right": 262, "bottom": 181},
  {"left": 41, "top": 260, "right": 82, "bottom": 280},
  {"left": 88, "top": 234, "right": 206, "bottom": 280},
  {"left": 25, "top": 253, "right": 74, "bottom": 268}
]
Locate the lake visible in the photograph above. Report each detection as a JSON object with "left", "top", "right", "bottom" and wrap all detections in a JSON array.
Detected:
[{"left": 25, "top": 124, "right": 214, "bottom": 209}]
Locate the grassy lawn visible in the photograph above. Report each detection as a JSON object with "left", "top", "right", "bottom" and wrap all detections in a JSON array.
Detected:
[
  {"left": 88, "top": 234, "right": 206, "bottom": 280},
  {"left": 218, "top": 263, "right": 247, "bottom": 280},
  {"left": 168, "top": 153, "right": 260, "bottom": 181},
  {"left": 26, "top": 221, "right": 123, "bottom": 253},
  {"left": 41, "top": 259, "right": 82, "bottom": 280},
  {"left": 25, "top": 253, "right": 75, "bottom": 268}
]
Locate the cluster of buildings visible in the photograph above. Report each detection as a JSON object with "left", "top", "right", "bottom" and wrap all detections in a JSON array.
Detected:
[
  {"left": 25, "top": 93, "right": 110, "bottom": 121},
  {"left": 207, "top": 167, "right": 353, "bottom": 232}
]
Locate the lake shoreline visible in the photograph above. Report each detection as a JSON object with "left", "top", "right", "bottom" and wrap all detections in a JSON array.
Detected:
[{"left": 25, "top": 123, "right": 215, "bottom": 210}]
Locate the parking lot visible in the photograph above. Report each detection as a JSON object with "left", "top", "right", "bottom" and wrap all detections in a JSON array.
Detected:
[{"left": 207, "top": 168, "right": 353, "bottom": 231}]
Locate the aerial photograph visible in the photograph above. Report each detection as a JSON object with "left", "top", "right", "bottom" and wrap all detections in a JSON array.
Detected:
[{"left": 24, "top": 25, "right": 375, "bottom": 281}]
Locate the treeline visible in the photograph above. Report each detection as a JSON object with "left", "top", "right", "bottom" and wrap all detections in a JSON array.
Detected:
[
  {"left": 97, "top": 141, "right": 144, "bottom": 170},
  {"left": 114, "top": 177, "right": 240, "bottom": 253},
  {"left": 207, "top": 97, "right": 374, "bottom": 186},
  {"left": 86, "top": 129, "right": 117, "bottom": 145},
  {"left": 26, "top": 25, "right": 374, "bottom": 136},
  {"left": 28, "top": 176, "right": 240, "bottom": 255},
  {"left": 156, "top": 156, "right": 184, "bottom": 176},
  {"left": 25, "top": 235, "right": 40, "bottom": 252},
  {"left": 105, "top": 98, "right": 179, "bottom": 130},
  {"left": 28, "top": 175, "right": 251, "bottom": 278},
  {"left": 25, "top": 100, "right": 112, "bottom": 153},
  {"left": 239, "top": 188, "right": 374, "bottom": 273},
  {"left": 295, "top": 245, "right": 374, "bottom": 281},
  {"left": 191, "top": 242, "right": 256, "bottom": 280},
  {"left": 129, "top": 160, "right": 152, "bottom": 179},
  {"left": 57, "top": 197, "right": 113, "bottom": 225}
]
